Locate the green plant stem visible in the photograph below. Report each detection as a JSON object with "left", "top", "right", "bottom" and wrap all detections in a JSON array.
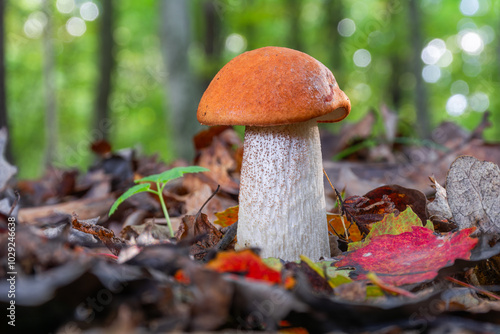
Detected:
[{"left": 148, "top": 181, "right": 174, "bottom": 238}]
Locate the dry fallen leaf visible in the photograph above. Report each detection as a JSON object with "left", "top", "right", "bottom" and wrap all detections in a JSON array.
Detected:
[
  {"left": 362, "top": 185, "right": 428, "bottom": 226},
  {"left": 427, "top": 176, "right": 453, "bottom": 221},
  {"left": 71, "top": 216, "right": 126, "bottom": 255},
  {"left": 427, "top": 176, "right": 457, "bottom": 232},
  {"left": 446, "top": 155, "right": 500, "bottom": 235},
  {"left": 194, "top": 134, "right": 240, "bottom": 195},
  {"left": 327, "top": 213, "right": 362, "bottom": 242},
  {"left": 175, "top": 213, "right": 223, "bottom": 259},
  {"left": 214, "top": 205, "right": 239, "bottom": 228}
]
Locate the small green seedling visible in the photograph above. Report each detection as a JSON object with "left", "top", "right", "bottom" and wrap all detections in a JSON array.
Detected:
[{"left": 109, "top": 166, "right": 209, "bottom": 238}]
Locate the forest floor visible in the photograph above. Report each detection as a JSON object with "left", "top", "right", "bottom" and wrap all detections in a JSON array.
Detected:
[{"left": 1, "top": 111, "right": 500, "bottom": 333}]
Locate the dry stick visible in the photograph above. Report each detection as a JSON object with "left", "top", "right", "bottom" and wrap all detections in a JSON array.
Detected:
[
  {"left": 327, "top": 220, "right": 344, "bottom": 240},
  {"left": 8, "top": 191, "right": 20, "bottom": 217},
  {"left": 216, "top": 221, "right": 238, "bottom": 251},
  {"left": 192, "top": 184, "right": 238, "bottom": 251},
  {"left": 446, "top": 276, "right": 500, "bottom": 301},
  {"left": 323, "top": 169, "right": 349, "bottom": 240},
  {"left": 195, "top": 184, "right": 220, "bottom": 222},
  {"left": 197, "top": 221, "right": 237, "bottom": 263}
]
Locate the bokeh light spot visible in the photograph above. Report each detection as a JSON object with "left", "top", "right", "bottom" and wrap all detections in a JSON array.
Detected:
[
  {"left": 469, "top": 92, "right": 489, "bottom": 112},
  {"left": 23, "top": 12, "right": 47, "bottom": 39},
  {"left": 80, "top": 2, "right": 99, "bottom": 21},
  {"left": 421, "top": 39, "right": 447, "bottom": 65},
  {"left": 66, "top": 17, "right": 87, "bottom": 37},
  {"left": 460, "top": 0, "right": 479, "bottom": 15},
  {"left": 459, "top": 31, "right": 484, "bottom": 54},
  {"left": 422, "top": 65, "right": 441, "bottom": 83},
  {"left": 225, "top": 33, "right": 246, "bottom": 53},
  {"left": 437, "top": 50, "right": 453, "bottom": 67},
  {"left": 338, "top": 18, "right": 356, "bottom": 37},
  {"left": 56, "top": 0, "right": 75, "bottom": 14},
  {"left": 479, "top": 25, "right": 494, "bottom": 44},
  {"left": 450, "top": 80, "right": 469, "bottom": 95},
  {"left": 351, "top": 83, "right": 372, "bottom": 102},
  {"left": 446, "top": 94, "right": 468, "bottom": 116},
  {"left": 353, "top": 49, "right": 371, "bottom": 67}
]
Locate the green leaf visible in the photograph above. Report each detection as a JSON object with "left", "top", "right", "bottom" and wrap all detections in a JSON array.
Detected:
[
  {"left": 262, "top": 257, "right": 284, "bottom": 272},
  {"left": 136, "top": 166, "right": 209, "bottom": 184},
  {"left": 108, "top": 183, "right": 151, "bottom": 216},
  {"left": 302, "top": 258, "right": 384, "bottom": 298},
  {"left": 301, "top": 256, "right": 352, "bottom": 288}
]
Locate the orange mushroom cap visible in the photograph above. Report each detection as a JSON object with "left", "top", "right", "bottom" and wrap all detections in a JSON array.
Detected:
[{"left": 197, "top": 46, "right": 351, "bottom": 127}]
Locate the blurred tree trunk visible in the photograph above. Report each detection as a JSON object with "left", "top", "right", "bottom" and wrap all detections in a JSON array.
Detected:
[
  {"left": 389, "top": 55, "right": 402, "bottom": 110},
  {"left": 287, "top": 0, "right": 303, "bottom": 51},
  {"left": 243, "top": 0, "right": 256, "bottom": 50},
  {"left": 160, "top": 0, "right": 201, "bottom": 160},
  {"left": 42, "top": 0, "right": 57, "bottom": 166},
  {"left": 94, "top": 0, "right": 115, "bottom": 140},
  {"left": 408, "top": 0, "right": 431, "bottom": 138},
  {"left": 324, "top": 0, "right": 343, "bottom": 74},
  {"left": 0, "top": 0, "right": 11, "bottom": 162},
  {"left": 202, "top": 0, "right": 223, "bottom": 87},
  {"left": 203, "top": 0, "right": 222, "bottom": 60}
]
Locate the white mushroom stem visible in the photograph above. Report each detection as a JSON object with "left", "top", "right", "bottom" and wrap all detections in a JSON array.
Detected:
[{"left": 236, "top": 119, "right": 330, "bottom": 261}]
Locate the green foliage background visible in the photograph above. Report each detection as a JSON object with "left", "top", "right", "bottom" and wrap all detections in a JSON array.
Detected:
[{"left": 7, "top": 0, "right": 500, "bottom": 179}]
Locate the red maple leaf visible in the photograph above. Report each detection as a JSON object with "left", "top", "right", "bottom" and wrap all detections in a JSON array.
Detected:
[{"left": 335, "top": 226, "right": 478, "bottom": 286}]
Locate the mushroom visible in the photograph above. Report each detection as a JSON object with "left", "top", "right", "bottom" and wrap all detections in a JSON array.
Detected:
[{"left": 197, "top": 47, "right": 351, "bottom": 261}]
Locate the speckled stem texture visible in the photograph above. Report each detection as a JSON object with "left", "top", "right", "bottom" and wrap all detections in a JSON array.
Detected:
[{"left": 236, "top": 120, "right": 330, "bottom": 261}]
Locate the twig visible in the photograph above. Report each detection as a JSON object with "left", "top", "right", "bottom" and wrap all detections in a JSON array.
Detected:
[
  {"left": 195, "top": 185, "right": 220, "bottom": 222},
  {"left": 323, "top": 169, "right": 337, "bottom": 199},
  {"left": 216, "top": 221, "right": 238, "bottom": 251},
  {"left": 446, "top": 276, "right": 500, "bottom": 301},
  {"left": 323, "top": 169, "right": 349, "bottom": 239},
  {"left": 323, "top": 169, "right": 368, "bottom": 236},
  {"left": 8, "top": 190, "right": 20, "bottom": 217}
]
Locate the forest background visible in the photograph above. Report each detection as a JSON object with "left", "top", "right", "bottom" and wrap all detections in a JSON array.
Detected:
[{"left": 2, "top": 0, "right": 499, "bottom": 179}]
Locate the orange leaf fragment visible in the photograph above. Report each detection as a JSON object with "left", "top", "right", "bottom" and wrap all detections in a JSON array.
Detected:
[
  {"left": 214, "top": 206, "right": 239, "bottom": 228},
  {"left": 207, "top": 249, "right": 283, "bottom": 283},
  {"left": 175, "top": 249, "right": 295, "bottom": 287},
  {"left": 327, "top": 213, "right": 362, "bottom": 242}
]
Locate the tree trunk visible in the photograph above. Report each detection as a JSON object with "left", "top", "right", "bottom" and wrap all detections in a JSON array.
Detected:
[
  {"left": 201, "top": 0, "right": 223, "bottom": 88},
  {"left": 287, "top": 0, "right": 303, "bottom": 51},
  {"left": 0, "top": 0, "right": 11, "bottom": 162},
  {"left": 203, "top": 0, "right": 222, "bottom": 60},
  {"left": 408, "top": 0, "right": 431, "bottom": 138},
  {"left": 389, "top": 55, "right": 403, "bottom": 110},
  {"left": 243, "top": 0, "right": 256, "bottom": 51},
  {"left": 42, "top": 0, "right": 58, "bottom": 166},
  {"left": 324, "top": 0, "right": 343, "bottom": 73},
  {"left": 160, "top": 0, "right": 201, "bottom": 160},
  {"left": 94, "top": 0, "right": 115, "bottom": 140}
]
